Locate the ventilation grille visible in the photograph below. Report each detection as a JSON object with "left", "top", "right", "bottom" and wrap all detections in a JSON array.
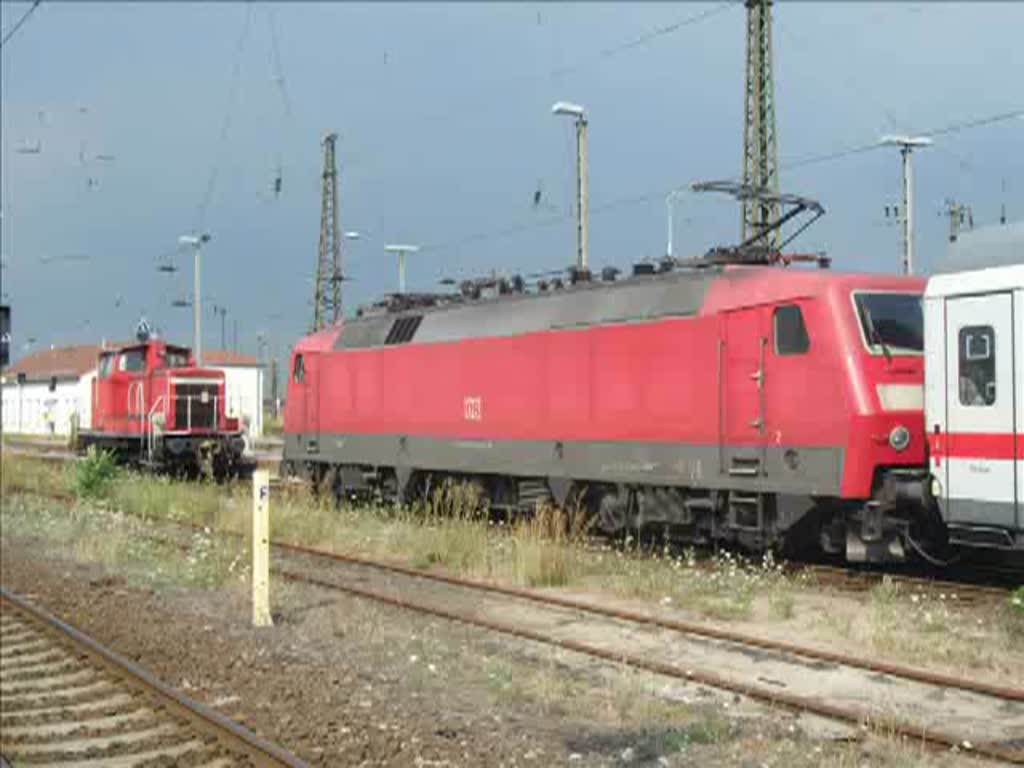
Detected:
[{"left": 385, "top": 315, "right": 422, "bottom": 345}]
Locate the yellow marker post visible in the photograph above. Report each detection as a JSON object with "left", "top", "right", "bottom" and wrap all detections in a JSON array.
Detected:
[{"left": 252, "top": 469, "right": 273, "bottom": 627}]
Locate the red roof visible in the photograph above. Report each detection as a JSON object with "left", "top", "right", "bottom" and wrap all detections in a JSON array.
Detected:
[
  {"left": 3, "top": 343, "right": 260, "bottom": 381},
  {"left": 3, "top": 344, "right": 106, "bottom": 381},
  {"left": 202, "top": 350, "right": 260, "bottom": 367}
]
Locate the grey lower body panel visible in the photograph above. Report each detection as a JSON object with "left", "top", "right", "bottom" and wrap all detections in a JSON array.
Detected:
[{"left": 284, "top": 432, "right": 846, "bottom": 497}]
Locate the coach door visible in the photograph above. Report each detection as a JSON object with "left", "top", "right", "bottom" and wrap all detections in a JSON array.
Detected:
[
  {"left": 943, "top": 292, "right": 1017, "bottom": 530},
  {"left": 720, "top": 307, "right": 770, "bottom": 478}
]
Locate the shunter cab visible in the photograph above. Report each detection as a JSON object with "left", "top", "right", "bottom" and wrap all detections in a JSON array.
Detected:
[
  {"left": 82, "top": 340, "right": 244, "bottom": 472},
  {"left": 925, "top": 264, "right": 1024, "bottom": 555}
]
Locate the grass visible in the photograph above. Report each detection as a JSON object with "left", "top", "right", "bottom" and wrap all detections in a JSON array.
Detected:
[
  {"left": 0, "top": 493, "right": 248, "bottom": 591},
  {"left": 3, "top": 453, "right": 1022, "bottom": 683},
  {"left": 1, "top": 451, "right": 74, "bottom": 496}
]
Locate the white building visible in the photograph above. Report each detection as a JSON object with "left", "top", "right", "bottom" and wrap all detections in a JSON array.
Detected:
[{"left": 1, "top": 344, "right": 264, "bottom": 440}]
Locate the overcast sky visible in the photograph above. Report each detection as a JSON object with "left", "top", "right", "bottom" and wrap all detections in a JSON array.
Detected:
[{"left": 2, "top": 1, "right": 1022, "bottom": 363}]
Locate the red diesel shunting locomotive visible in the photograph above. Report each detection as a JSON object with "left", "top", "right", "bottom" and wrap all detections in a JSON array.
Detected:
[
  {"left": 282, "top": 262, "right": 933, "bottom": 565},
  {"left": 79, "top": 339, "right": 246, "bottom": 476}
]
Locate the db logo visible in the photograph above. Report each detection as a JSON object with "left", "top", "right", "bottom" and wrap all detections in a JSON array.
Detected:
[{"left": 463, "top": 396, "right": 483, "bottom": 422}]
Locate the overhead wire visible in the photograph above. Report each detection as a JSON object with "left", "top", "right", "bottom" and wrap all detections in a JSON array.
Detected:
[
  {"left": 781, "top": 108, "right": 1024, "bottom": 171},
  {"left": 551, "top": 1, "right": 740, "bottom": 80},
  {"left": 420, "top": 108, "right": 1024, "bottom": 257},
  {"left": 193, "top": 2, "right": 254, "bottom": 231},
  {"left": 267, "top": 6, "right": 291, "bottom": 199},
  {"left": 0, "top": 0, "right": 42, "bottom": 49}
]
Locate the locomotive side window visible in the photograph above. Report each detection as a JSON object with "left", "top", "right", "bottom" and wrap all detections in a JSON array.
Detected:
[
  {"left": 774, "top": 305, "right": 810, "bottom": 355},
  {"left": 293, "top": 354, "right": 305, "bottom": 384},
  {"left": 119, "top": 349, "right": 146, "bottom": 373},
  {"left": 958, "top": 325, "right": 996, "bottom": 407},
  {"left": 98, "top": 354, "right": 115, "bottom": 378}
]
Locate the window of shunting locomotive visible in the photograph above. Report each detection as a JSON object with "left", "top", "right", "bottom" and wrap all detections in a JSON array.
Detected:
[
  {"left": 958, "top": 325, "right": 996, "bottom": 407},
  {"left": 98, "top": 353, "right": 115, "bottom": 378},
  {"left": 853, "top": 292, "right": 923, "bottom": 355},
  {"left": 162, "top": 348, "right": 190, "bottom": 369},
  {"left": 293, "top": 354, "right": 305, "bottom": 384},
  {"left": 118, "top": 348, "right": 146, "bottom": 373}
]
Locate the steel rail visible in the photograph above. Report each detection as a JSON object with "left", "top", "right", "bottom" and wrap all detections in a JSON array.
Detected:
[
  {"left": 5, "top": 479, "right": 1022, "bottom": 702},
  {"left": 273, "top": 567, "right": 1024, "bottom": 765},
  {"left": 5, "top": 481, "right": 1024, "bottom": 763},
  {"left": 0, "top": 586, "right": 308, "bottom": 768},
  {"left": 272, "top": 539, "right": 1024, "bottom": 703}
]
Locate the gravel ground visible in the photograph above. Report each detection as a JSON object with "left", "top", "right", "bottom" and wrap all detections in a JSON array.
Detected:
[{"left": 0, "top": 528, "right": 994, "bottom": 768}]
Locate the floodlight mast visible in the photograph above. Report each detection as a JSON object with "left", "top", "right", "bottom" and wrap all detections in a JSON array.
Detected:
[
  {"left": 178, "top": 233, "right": 211, "bottom": 365},
  {"left": 384, "top": 244, "right": 420, "bottom": 294},
  {"left": 552, "top": 101, "right": 589, "bottom": 273},
  {"left": 880, "top": 135, "right": 932, "bottom": 275}
]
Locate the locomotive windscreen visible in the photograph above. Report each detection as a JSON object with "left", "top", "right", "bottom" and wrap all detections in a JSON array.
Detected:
[
  {"left": 854, "top": 292, "right": 923, "bottom": 355},
  {"left": 173, "top": 381, "right": 219, "bottom": 430}
]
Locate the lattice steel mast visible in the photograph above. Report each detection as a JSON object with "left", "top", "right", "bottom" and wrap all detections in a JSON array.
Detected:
[
  {"left": 313, "top": 132, "right": 342, "bottom": 331},
  {"left": 741, "top": 0, "right": 780, "bottom": 252}
]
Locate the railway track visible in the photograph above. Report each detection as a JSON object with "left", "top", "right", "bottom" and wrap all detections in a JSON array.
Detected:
[
  {"left": 0, "top": 587, "right": 307, "bottom": 768},
  {"left": 791, "top": 562, "right": 1014, "bottom": 604},
  {"left": 267, "top": 545, "right": 1024, "bottom": 764},
  {"left": 4, "top": 477, "right": 1024, "bottom": 762}
]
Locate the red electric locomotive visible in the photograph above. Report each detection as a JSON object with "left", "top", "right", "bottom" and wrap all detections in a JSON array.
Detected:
[
  {"left": 80, "top": 339, "right": 246, "bottom": 476},
  {"left": 282, "top": 259, "right": 933, "bottom": 564}
]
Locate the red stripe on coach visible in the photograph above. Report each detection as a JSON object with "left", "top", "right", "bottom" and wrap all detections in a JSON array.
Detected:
[{"left": 932, "top": 432, "right": 1023, "bottom": 460}]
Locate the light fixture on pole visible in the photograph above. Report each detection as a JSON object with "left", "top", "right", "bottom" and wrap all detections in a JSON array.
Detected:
[
  {"left": 552, "top": 101, "right": 588, "bottom": 273},
  {"left": 178, "top": 233, "right": 211, "bottom": 365},
  {"left": 384, "top": 244, "right": 420, "bottom": 294},
  {"left": 879, "top": 135, "right": 932, "bottom": 275}
]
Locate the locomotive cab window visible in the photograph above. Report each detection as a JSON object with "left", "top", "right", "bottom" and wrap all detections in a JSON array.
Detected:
[
  {"left": 164, "top": 349, "right": 190, "bottom": 368},
  {"left": 774, "top": 305, "right": 810, "bottom": 355},
  {"left": 853, "top": 292, "right": 923, "bottom": 355},
  {"left": 119, "top": 348, "right": 146, "bottom": 373},
  {"left": 293, "top": 354, "right": 305, "bottom": 384},
  {"left": 98, "top": 353, "right": 115, "bottom": 378},
  {"left": 958, "top": 325, "right": 996, "bottom": 407}
]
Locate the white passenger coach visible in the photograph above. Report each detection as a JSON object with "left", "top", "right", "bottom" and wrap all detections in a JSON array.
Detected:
[{"left": 925, "top": 263, "right": 1023, "bottom": 552}]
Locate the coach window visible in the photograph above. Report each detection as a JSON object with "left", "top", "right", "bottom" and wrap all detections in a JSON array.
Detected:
[
  {"left": 119, "top": 349, "right": 145, "bottom": 373},
  {"left": 958, "top": 326, "right": 996, "bottom": 406},
  {"left": 293, "top": 354, "right": 305, "bottom": 384},
  {"left": 774, "top": 305, "right": 810, "bottom": 356}
]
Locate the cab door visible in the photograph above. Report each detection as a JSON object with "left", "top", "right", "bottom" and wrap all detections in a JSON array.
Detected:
[
  {"left": 720, "top": 307, "right": 770, "bottom": 478},
  {"left": 291, "top": 352, "right": 320, "bottom": 454},
  {"left": 943, "top": 292, "right": 1016, "bottom": 528}
]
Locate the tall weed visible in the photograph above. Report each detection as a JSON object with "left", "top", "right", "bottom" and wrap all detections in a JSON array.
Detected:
[{"left": 74, "top": 447, "right": 119, "bottom": 500}]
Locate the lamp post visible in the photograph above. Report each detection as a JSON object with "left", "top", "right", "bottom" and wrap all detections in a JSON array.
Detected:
[
  {"left": 179, "top": 233, "right": 210, "bottom": 364},
  {"left": 552, "top": 101, "right": 588, "bottom": 273},
  {"left": 384, "top": 244, "right": 420, "bottom": 294},
  {"left": 665, "top": 187, "right": 688, "bottom": 258},
  {"left": 879, "top": 136, "right": 931, "bottom": 275},
  {"left": 212, "top": 304, "right": 227, "bottom": 350}
]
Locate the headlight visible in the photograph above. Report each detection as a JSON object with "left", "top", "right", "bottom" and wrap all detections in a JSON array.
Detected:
[
  {"left": 931, "top": 477, "right": 942, "bottom": 498},
  {"left": 889, "top": 425, "right": 911, "bottom": 452}
]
